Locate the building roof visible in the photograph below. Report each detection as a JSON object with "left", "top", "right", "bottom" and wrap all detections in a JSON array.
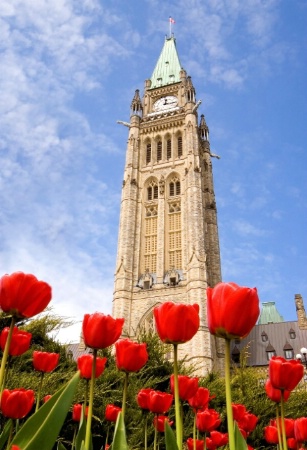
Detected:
[
  {"left": 232, "top": 320, "right": 307, "bottom": 367},
  {"left": 150, "top": 37, "right": 182, "bottom": 88},
  {"left": 258, "top": 301, "right": 284, "bottom": 324}
]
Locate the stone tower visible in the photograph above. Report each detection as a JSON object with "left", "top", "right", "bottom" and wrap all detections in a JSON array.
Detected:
[{"left": 113, "top": 37, "right": 223, "bottom": 374}]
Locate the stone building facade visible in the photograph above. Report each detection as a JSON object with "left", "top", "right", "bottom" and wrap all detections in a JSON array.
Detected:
[{"left": 112, "top": 37, "right": 224, "bottom": 375}]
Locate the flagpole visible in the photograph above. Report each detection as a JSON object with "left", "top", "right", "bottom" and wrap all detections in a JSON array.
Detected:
[{"left": 169, "top": 17, "right": 171, "bottom": 37}]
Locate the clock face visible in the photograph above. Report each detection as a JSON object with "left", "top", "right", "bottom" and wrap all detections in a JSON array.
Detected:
[{"left": 153, "top": 96, "right": 178, "bottom": 112}]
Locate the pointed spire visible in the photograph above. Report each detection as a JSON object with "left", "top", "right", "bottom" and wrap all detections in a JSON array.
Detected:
[
  {"left": 185, "top": 75, "right": 196, "bottom": 103},
  {"left": 130, "top": 89, "right": 142, "bottom": 117},
  {"left": 199, "top": 114, "right": 209, "bottom": 141},
  {"left": 150, "top": 37, "right": 182, "bottom": 88}
]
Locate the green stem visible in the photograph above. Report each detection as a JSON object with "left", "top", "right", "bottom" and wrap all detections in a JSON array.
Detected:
[
  {"left": 35, "top": 372, "right": 45, "bottom": 412},
  {"left": 193, "top": 412, "right": 196, "bottom": 450},
  {"left": 224, "top": 339, "right": 235, "bottom": 450},
  {"left": 84, "top": 349, "right": 97, "bottom": 450},
  {"left": 280, "top": 391, "right": 288, "bottom": 450},
  {"left": 276, "top": 405, "right": 283, "bottom": 450},
  {"left": 154, "top": 414, "right": 158, "bottom": 450},
  {"left": 84, "top": 379, "right": 89, "bottom": 407},
  {"left": 121, "top": 371, "right": 129, "bottom": 419},
  {"left": 173, "top": 343, "right": 182, "bottom": 450},
  {"left": 105, "top": 426, "right": 109, "bottom": 448},
  {"left": 72, "top": 425, "right": 77, "bottom": 449},
  {"left": 0, "top": 317, "right": 16, "bottom": 394},
  {"left": 144, "top": 412, "right": 148, "bottom": 450}
]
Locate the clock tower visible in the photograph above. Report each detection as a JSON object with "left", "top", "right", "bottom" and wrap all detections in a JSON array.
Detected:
[{"left": 113, "top": 37, "right": 224, "bottom": 374}]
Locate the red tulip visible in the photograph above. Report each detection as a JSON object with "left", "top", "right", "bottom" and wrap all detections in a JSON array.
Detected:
[
  {"left": 232, "top": 403, "right": 247, "bottom": 421},
  {"left": 72, "top": 403, "right": 89, "bottom": 422},
  {"left": 294, "top": 418, "right": 307, "bottom": 442},
  {"left": 269, "top": 356, "right": 304, "bottom": 391},
  {"left": 0, "top": 272, "right": 52, "bottom": 319},
  {"left": 288, "top": 437, "right": 299, "bottom": 449},
  {"left": 210, "top": 430, "right": 229, "bottom": 447},
  {"left": 270, "top": 418, "right": 295, "bottom": 438},
  {"left": 264, "top": 425, "right": 279, "bottom": 444},
  {"left": 188, "top": 387, "right": 211, "bottom": 411},
  {"left": 186, "top": 438, "right": 205, "bottom": 450},
  {"left": 115, "top": 339, "right": 148, "bottom": 372},
  {"left": 82, "top": 312, "right": 124, "bottom": 350},
  {"left": 207, "top": 282, "right": 259, "bottom": 340},
  {"left": 287, "top": 438, "right": 299, "bottom": 450},
  {"left": 153, "top": 302, "right": 200, "bottom": 344},
  {"left": 43, "top": 395, "right": 52, "bottom": 403},
  {"left": 0, "top": 326, "right": 32, "bottom": 356},
  {"left": 149, "top": 390, "right": 173, "bottom": 414},
  {"left": 205, "top": 437, "right": 217, "bottom": 450},
  {"left": 33, "top": 351, "right": 59, "bottom": 373},
  {"left": 238, "top": 412, "right": 258, "bottom": 433},
  {"left": 105, "top": 404, "right": 122, "bottom": 422},
  {"left": 11, "top": 446, "right": 21, "bottom": 450},
  {"left": 1, "top": 388, "right": 34, "bottom": 419},
  {"left": 77, "top": 354, "right": 107, "bottom": 379},
  {"left": 265, "top": 379, "right": 291, "bottom": 403},
  {"left": 196, "top": 409, "right": 221, "bottom": 433},
  {"left": 137, "top": 388, "right": 154, "bottom": 410},
  {"left": 170, "top": 374, "right": 198, "bottom": 401},
  {"left": 153, "top": 415, "right": 173, "bottom": 432}
]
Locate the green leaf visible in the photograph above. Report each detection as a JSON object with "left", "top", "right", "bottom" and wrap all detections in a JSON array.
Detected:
[
  {"left": 76, "top": 406, "right": 91, "bottom": 450},
  {"left": 111, "top": 412, "right": 128, "bottom": 450},
  {"left": 11, "top": 371, "right": 80, "bottom": 450},
  {"left": 165, "top": 421, "right": 179, "bottom": 450},
  {"left": 0, "top": 419, "right": 13, "bottom": 450},
  {"left": 57, "top": 442, "right": 67, "bottom": 450},
  {"left": 234, "top": 421, "right": 248, "bottom": 450}
]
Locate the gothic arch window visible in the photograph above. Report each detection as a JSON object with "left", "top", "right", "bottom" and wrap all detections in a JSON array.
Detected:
[
  {"left": 169, "top": 179, "right": 181, "bottom": 197},
  {"left": 146, "top": 141, "right": 151, "bottom": 165},
  {"left": 166, "top": 175, "right": 182, "bottom": 271},
  {"left": 138, "top": 309, "right": 156, "bottom": 334},
  {"left": 147, "top": 180, "right": 158, "bottom": 201},
  {"left": 177, "top": 135, "right": 183, "bottom": 158}
]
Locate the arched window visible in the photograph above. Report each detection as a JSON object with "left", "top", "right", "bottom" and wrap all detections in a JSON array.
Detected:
[
  {"left": 177, "top": 136, "right": 182, "bottom": 157},
  {"left": 169, "top": 180, "right": 180, "bottom": 197},
  {"left": 146, "top": 143, "right": 151, "bottom": 164},
  {"left": 147, "top": 180, "right": 158, "bottom": 201},
  {"left": 157, "top": 141, "right": 162, "bottom": 161}
]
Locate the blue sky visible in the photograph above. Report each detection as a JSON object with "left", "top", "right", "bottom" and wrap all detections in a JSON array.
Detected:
[{"left": 1, "top": 0, "right": 306, "bottom": 342}]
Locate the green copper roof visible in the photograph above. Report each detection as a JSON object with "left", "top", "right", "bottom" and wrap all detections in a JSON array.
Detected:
[
  {"left": 150, "top": 37, "right": 182, "bottom": 88},
  {"left": 258, "top": 302, "right": 284, "bottom": 324}
]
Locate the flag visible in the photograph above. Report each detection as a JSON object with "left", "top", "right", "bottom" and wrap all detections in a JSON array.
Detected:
[{"left": 169, "top": 17, "right": 175, "bottom": 24}]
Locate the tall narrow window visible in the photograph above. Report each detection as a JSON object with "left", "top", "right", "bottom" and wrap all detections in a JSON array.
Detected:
[
  {"left": 177, "top": 136, "right": 182, "bottom": 157},
  {"left": 167, "top": 139, "right": 172, "bottom": 160},
  {"left": 167, "top": 175, "right": 182, "bottom": 271},
  {"left": 168, "top": 201, "right": 182, "bottom": 269},
  {"left": 176, "top": 181, "right": 181, "bottom": 195},
  {"left": 157, "top": 141, "right": 162, "bottom": 161},
  {"left": 146, "top": 143, "right": 151, "bottom": 164},
  {"left": 144, "top": 207, "right": 157, "bottom": 273}
]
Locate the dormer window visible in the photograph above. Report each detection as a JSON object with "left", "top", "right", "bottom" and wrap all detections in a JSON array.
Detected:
[
  {"left": 266, "top": 343, "right": 276, "bottom": 360},
  {"left": 283, "top": 342, "right": 294, "bottom": 359},
  {"left": 289, "top": 328, "right": 296, "bottom": 339},
  {"left": 261, "top": 331, "right": 268, "bottom": 342}
]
